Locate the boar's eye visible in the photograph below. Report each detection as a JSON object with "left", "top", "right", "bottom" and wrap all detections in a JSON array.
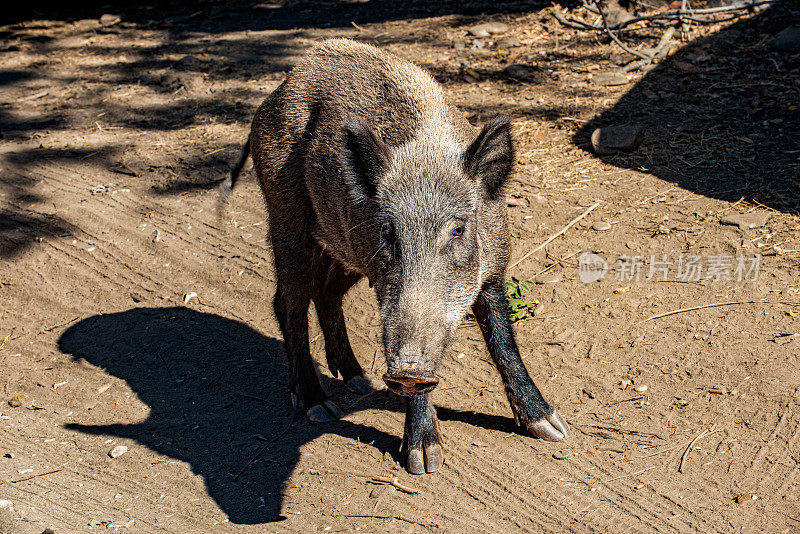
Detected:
[
  {"left": 379, "top": 221, "right": 399, "bottom": 262},
  {"left": 451, "top": 226, "right": 465, "bottom": 238},
  {"left": 381, "top": 221, "right": 395, "bottom": 241}
]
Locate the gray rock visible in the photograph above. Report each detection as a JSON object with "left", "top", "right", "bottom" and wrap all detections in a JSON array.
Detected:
[
  {"left": 720, "top": 211, "right": 770, "bottom": 230},
  {"left": 108, "top": 445, "right": 128, "bottom": 458},
  {"left": 604, "top": 6, "right": 632, "bottom": 27},
  {"left": 468, "top": 22, "right": 510, "bottom": 38},
  {"left": 774, "top": 27, "right": 800, "bottom": 53},
  {"left": 160, "top": 72, "right": 205, "bottom": 93},
  {"left": 503, "top": 64, "right": 541, "bottom": 83},
  {"left": 592, "top": 221, "right": 612, "bottom": 231},
  {"left": 99, "top": 14, "right": 122, "bottom": 26},
  {"left": 75, "top": 19, "right": 98, "bottom": 29},
  {"left": 591, "top": 72, "right": 629, "bottom": 86},
  {"left": 497, "top": 36, "right": 521, "bottom": 49},
  {"left": 533, "top": 273, "right": 562, "bottom": 284},
  {"left": 591, "top": 125, "right": 642, "bottom": 155},
  {"left": 174, "top": 55, "right": 203, "bottom": 70},
  {"left": 452, "top": 40, "right": 466, "bottom": 51}
]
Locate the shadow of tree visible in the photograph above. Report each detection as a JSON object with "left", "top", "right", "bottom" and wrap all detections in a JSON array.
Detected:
[
  {"left": 575, "top": 4, "right": 800, "bottom": 213},
  {"left": 2, "top": 1, "right": 568, "bottom": 29},
  {"left": 57, "top": 307, "right": 519, "bottom": 524}
]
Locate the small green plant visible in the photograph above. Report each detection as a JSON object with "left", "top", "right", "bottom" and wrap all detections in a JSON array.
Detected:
[
  {"left": 462, "top": 277, "right": 539, "bottom": 326},
  {"left": 693, "top": 211, "right": 716, "bottom": 221},
  {"left": 506, "top": 277, "right": 539, "bottom": 324}
]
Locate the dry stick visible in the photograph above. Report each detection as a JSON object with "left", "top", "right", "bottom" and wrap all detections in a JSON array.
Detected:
[
  {"left": 596, "top": 2, "right": 653, "bottom": 61},
  {"left": 573, "top": 0, "right": 778, "bottom": 30},
  {"left": 233, "top": 419, "right": 295, "bottom": 481},
  {"left": 371, "top": 475, "right": 421, "bottom": 494},
  {"left": 638, "top": 440, "right": 688, "bottom": 458},
  {"left": 320, "top": 471, "right": 421, "bottom": 494},
  {"left": 679, "top": 426, "right": 716, "bottom": 473},
  {"left": 11, "top": 467, "right": 64, "bottom": 483},
  {"left": 532, "top": 249, "right": 582, "bottom": 278},
  {"left": 332, "top": 514, "right": 433, "bottom": 527},
  {"left": 509, "top": 201, "right": 601, "bottom": 270},
  {"left": 0, "top": 329, "right": 13, "bottom": 351},
  {"left": 643, "top": 300, "right": 799, "bottom": 323},
  {"left": 604, "top": 465, "right": 656, "bottom": 483},
  {"left": 586, "top": 0, "right": 778, "bottom": 17},
  {"left": 782, "top": 512, "right": 800, "bottom": 523}
]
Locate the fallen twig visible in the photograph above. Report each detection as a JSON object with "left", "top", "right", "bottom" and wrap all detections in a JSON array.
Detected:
[
  {"left": 643, "top": 300, "right": 800, "bottom": 322},
  {"left": 679, "top": 426, "right": 716, "bottom": 473},
  {"left": 11, "top": 467, "right": 64, "bottom": 483},
  {"left": 319, "top": 470, "right": 421, "bottom": 494},
  {"left": 604, "top": 465, "right": 656, "bottom": 482},
  {"left": 638, "top": 440, "right": 687, "bottom": 458},
  {"left": 332, "top": 513, "right": 434, "bottom": 527},
  {"left": 509, "top": 201, "right": 601, "bottom": 269},
  {"left": 596, "top": 2, "right": 653, "bottom": 61},
  {"left": 558, "top": 0, "right": 780, "bottom": 32},
  {"left": 19, "top": 90, "right": 49, "bottom": 102},
  {"left": 532, "top": 249, "right": 582, "bottom": 278},
  {"left": 371, "top": 475, "right": 420, "bottom": 494},
  {"left": 781, "top": 512, "right": 800, "bottom": 523},
  {"left": 0, "top": 328, "right": 13, "bottom": 351},
  {"left": 233, "top": 418, "right": 295, "bottom": 481}
]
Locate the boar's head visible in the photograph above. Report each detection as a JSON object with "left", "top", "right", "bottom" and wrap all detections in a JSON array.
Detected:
[{"left": 341, "top": 115, "right": 514, "bottom": 396}]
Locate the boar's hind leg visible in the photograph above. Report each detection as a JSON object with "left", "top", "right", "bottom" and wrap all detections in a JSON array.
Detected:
[
  {"left": 472, "top": 282, "right": 569, "bottom": 441},
  {"left": 271, "top": 226, "right": 342, "bottom": 423},
  {"left": 403, "top": 394, "right": 443, "bottom": 474},
  {"left": 312, "top": 257, "right": 383, "bottom": 395}
]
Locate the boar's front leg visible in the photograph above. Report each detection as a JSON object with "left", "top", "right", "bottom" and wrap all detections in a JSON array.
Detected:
[
  {"left": 403, "top": 393, "right": 443, "bottom": 474},
  {"left": 472, "top": 282, "right": 569, "bottom": 441}
]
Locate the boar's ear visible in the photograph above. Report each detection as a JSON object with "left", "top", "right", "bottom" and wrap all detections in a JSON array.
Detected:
[
  {"left": 342, "top": 117, "right": 392, "bottom": 201},
  {"left": 464, "top": 114, "right": 514, "bottom": 201}
]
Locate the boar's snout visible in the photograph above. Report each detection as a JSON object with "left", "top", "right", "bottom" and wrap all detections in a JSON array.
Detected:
[{"left": 382, "top": 370, "right": 439, "bottom": 396}]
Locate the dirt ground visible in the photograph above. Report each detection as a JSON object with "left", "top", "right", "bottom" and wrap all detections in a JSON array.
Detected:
[{"left": 1, "top": 1, "right": 799, "bottom": 532}]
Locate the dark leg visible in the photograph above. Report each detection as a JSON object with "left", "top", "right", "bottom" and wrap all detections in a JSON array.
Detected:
[
  {"left": 312, "top": 257, "right": 382, "bottom": 394},
  {"left": 271, "top": 224, "right": 342, "bottom": 422},
  {"left": 472, "top": 282, "right": 568, "bottom": 441},
  {"left": 403, "top": 393, "right": 443, "bottom": 474}
]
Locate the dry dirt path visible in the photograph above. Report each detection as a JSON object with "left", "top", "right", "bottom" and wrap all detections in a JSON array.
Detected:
[{"left": 1, "top": 2, "right": 799, "bottom": 532}]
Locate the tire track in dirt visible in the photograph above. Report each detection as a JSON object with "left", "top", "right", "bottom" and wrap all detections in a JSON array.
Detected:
[
  {"left": 9, "top": 161, "right": 278, "bottom": 324},
  {"left": 3, "top": 416, "right": 227, "bottom": 532},
  {"left": 434, "top": 337, "right": 721, "bottom": 532},
  {"left": 746, "top": 403, "right": 800, "bottom": 498},
  {"left": 20, "top": 157, "right": 273, "bottom": 265}
]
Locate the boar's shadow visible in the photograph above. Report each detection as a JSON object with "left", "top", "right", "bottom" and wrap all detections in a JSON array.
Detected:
[
  {"left": 58, "top": 306, "right": 518, "bottom": 524},
  {"left": 57, "top": 307, "right": 400, "bottom": 524},
  {"left": 573, "top": 4, "right": 799, "bottom": 214}
]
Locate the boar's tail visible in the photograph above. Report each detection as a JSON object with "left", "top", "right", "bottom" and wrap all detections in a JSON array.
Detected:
[{"left": 219, "top": 135, "right": 251, "bottom": 203}]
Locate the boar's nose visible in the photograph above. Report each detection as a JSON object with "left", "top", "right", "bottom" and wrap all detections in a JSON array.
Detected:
[{"left": 382, "top": 371, "right": 439, "bottom": 396}]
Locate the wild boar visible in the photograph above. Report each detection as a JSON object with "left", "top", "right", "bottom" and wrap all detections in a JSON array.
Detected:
[{"left": 221, "top": 39, "right": 568, "bottom": 474}]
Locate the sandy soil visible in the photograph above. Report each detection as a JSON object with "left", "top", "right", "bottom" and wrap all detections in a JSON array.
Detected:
[{"left": 1, "top": 1, "right": 799, "bottom": 532}]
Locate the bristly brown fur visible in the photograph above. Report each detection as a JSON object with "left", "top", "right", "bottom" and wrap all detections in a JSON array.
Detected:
[{"left": 230, "top": 38, "right": 567, "bottom": 474}]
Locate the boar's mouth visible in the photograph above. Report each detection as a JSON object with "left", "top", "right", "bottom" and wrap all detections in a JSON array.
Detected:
[{"left": 382, "top": 370, "right": 439, "bottom": 396}]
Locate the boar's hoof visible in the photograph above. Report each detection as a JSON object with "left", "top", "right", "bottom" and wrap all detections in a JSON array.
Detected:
[
  {"left": 345, "top": 374, "right": 384, "bottom": 395},
  {"left": 307, "top": 400, "right": 344, "bottom": 422},
  {"left": 527, "top": 412, "right": 569, "bottom": 442},
  {"left": 406, "top": 441, "right": 443, "bottom": 475}
]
